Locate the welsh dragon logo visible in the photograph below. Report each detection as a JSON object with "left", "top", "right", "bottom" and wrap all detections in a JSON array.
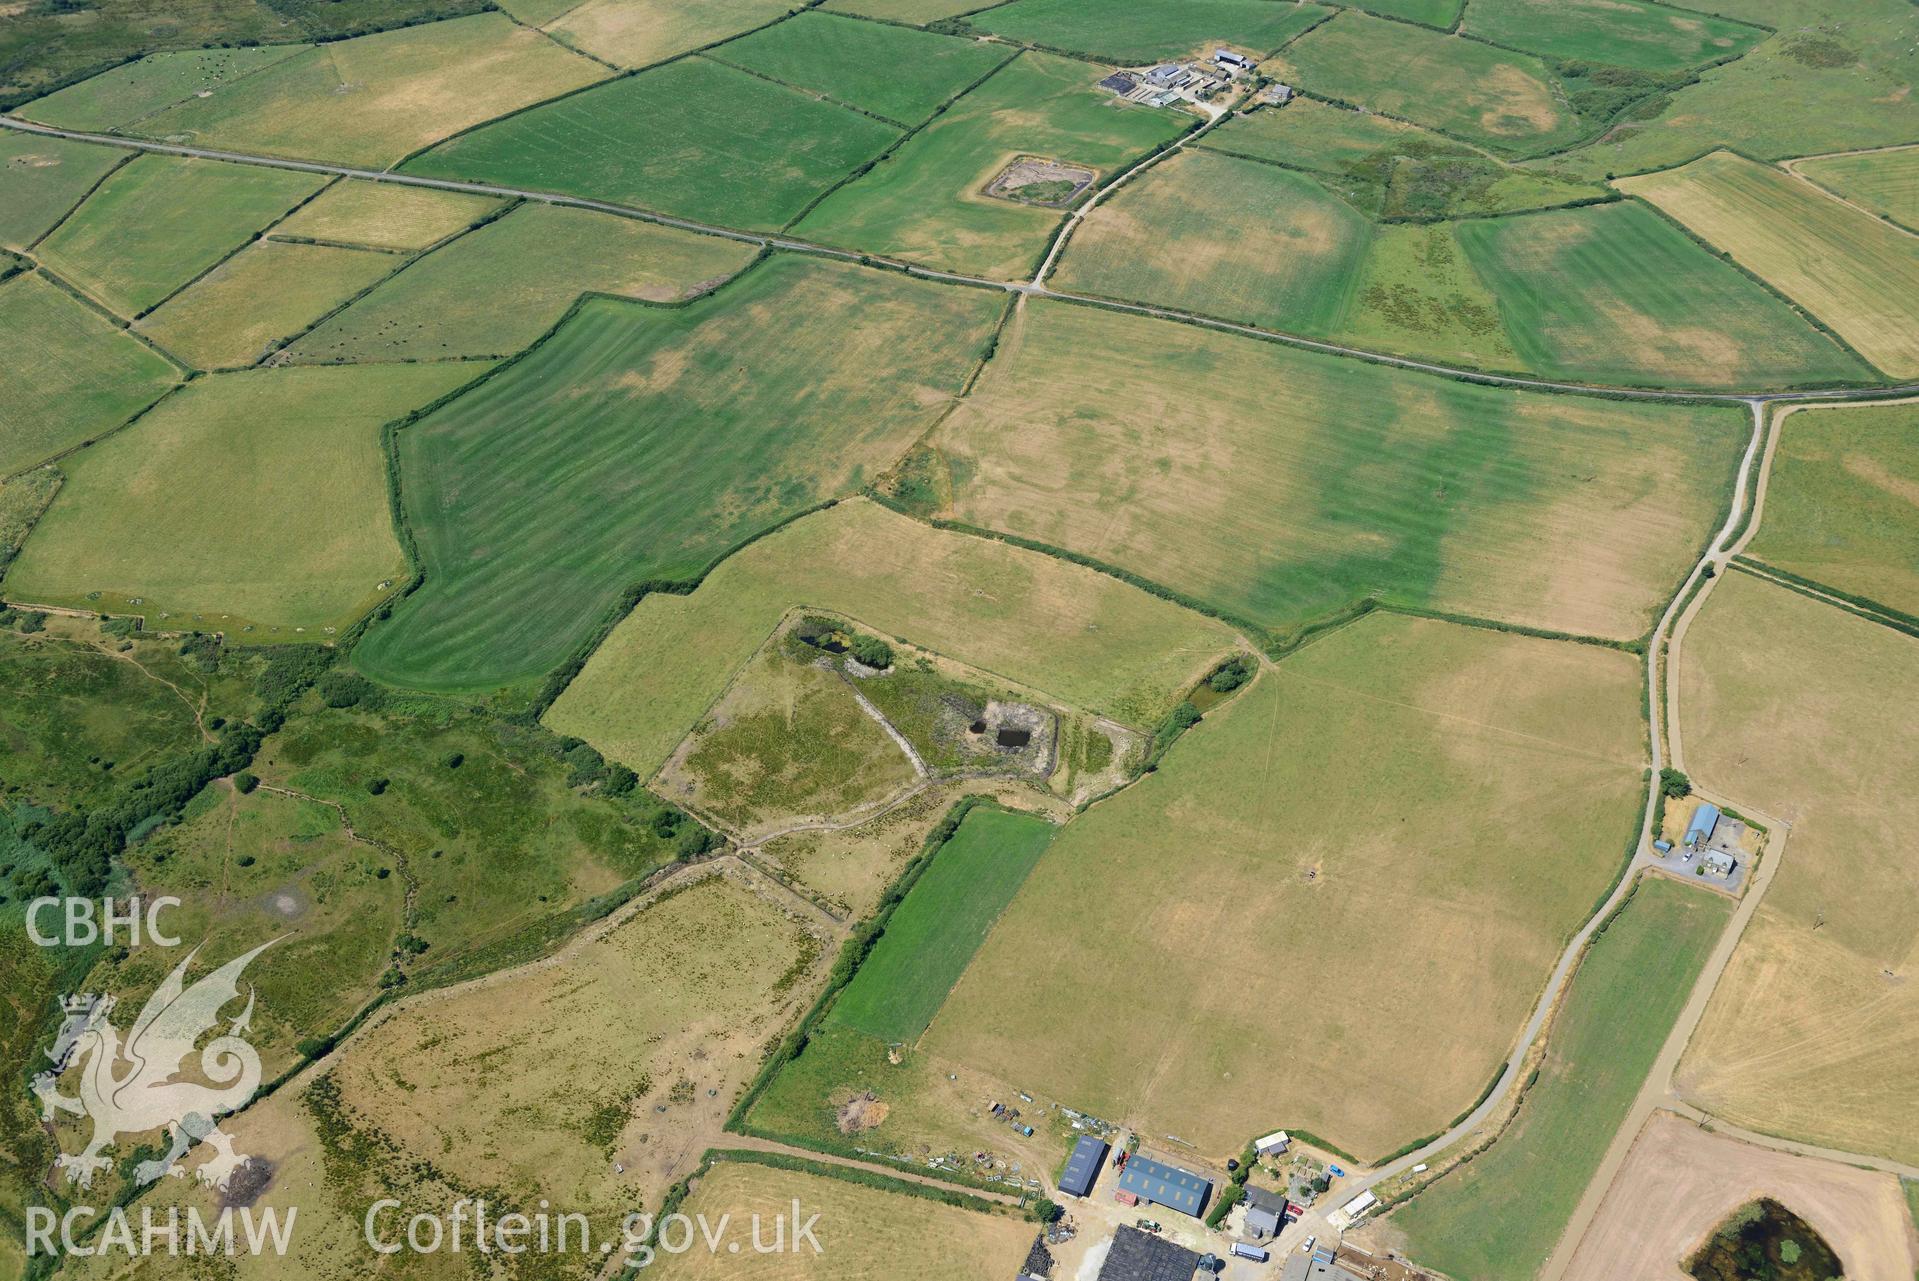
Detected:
[{"left": 35, "top": 940, "right": 275, "bottom": 1191}]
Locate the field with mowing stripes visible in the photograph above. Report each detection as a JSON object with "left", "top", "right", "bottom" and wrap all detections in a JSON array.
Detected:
[
  {"left": 34, "top": 153, "right": 324, "bottom": 316},
  {"left": 287, "top": 202, "right": 758, "bottom": 363},
  {"left": 0, "top": 272, "right": 178, "bottom": 474},
  {"left": 1463, "top": 0, "right": 1765, "bottom": 72},
  {"left": 354, "top": 256, "right": 1002, "bottom": 693},
  {"left": 271, "top": 179, "right": 502, "bottom": 251},
  {"left": 1052, "top": 148, "right": 1372, "bottom": 335},
  {"left": 1455, "top": 201, "right": 1868, "bottom": 389},
  {"left": 828, "top": 806, "right": 1055, "bottom": 1044},
  {"left": 968, "top": 0, "right": 1331, "bottom": 63},
  {"left": 20, "top": 45, "right": 308, "bottom": 131},
  {"left": 406, "top": 57, "right": 899, "bottom": 232},
  {"left": 0, "top": 134, "right": 123, "bottom": 250},
  {"left": 1619, "top": 151, "right": 1919, "bottom": 376},
  {"left": 934, "top": 299, "right": 1744, "bottom": 643},
  {"left": 1795, "top": 146, "right": 1919, "bottom": 231}
]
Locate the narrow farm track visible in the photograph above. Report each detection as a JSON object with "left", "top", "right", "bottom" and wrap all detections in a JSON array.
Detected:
[{"left": 8, "top": 113, "right": 1919, "bottom": 405}]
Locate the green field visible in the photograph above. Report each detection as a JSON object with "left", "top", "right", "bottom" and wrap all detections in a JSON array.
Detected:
[
  {"left": 287, "top": 202, "right": 758, "bottom": 363},
  {"left": 115, "top": 14, "right": 610, "bottom": 168},
  {"left": 353, "top": 255, "right": 1001, "bottom": 692},
  {"left": 1463, "top": 0, "right": 1766, "bottom": 72},
  {"left": 1745, "top": 402, "right": 1919, "bottom": 619},
  {"left": 271, "top": 179, "right": 502, "bottom": 251},
  {"left": 924, "top": 615, "right": 1648, "bottom": 1159},
  {"left": 1455, "top": 201, "right": 1869, "bottom": 389},
  {"left": 794, "top": 51, "right": 1188, "bottom": 280},
  {"left": 20, "top": 45, "right": 309, "bottom": 131},
  {"left": 1337, "top": 0, "right": 1461, "bottom": 24},
  {"left": 7, "top": 363, "right": 483, "bottom": 633},
  {"left": 820, "top": 0, "right": 987, "bottom": 19},
  {"left": 1206, "top": 97, "right": 1428, "bottom": 174},
  {"left": 710, "top": 11, "right": 1012, "bottom": 126},
  {"left": 1337, "top": 222, "right": 1517, "bottom": 368},
  {"left": 968, "top": 0, "right": 1331, "bottom": 63},
  {"left": 1795, "top": 147, "right": 1919, "bottom": 231},
  {"left": 830, "top": 806, "right": 1055, "bottom": 1043},
  {"left": 405, "top": 56, "right": 899, "bottom": 232},
  {"left": 136, "top": 239, "right": 399, "bottom": 369},
  {"left": 1051, "top": 148, "right": 1372, "bottom": 335},
  {"left": 1275, "top": 12, "right": 1586, "bottom": 152},
  {"left": 1388, "top": 877, "right": 1733, "bottom": 1281},
  {"left": 0, "top": 272, "right": 178, "bottom": 474},
  {"left": 33, "top": 153, "right": 323, "bottom": 316},
  {"left": 0, "top": 133, "right": 125, "bottom": 250},
  {"left": 545, "top": 498, "right": 1237, "bottom": 775},
  {"left": 935, "top": 299, "right": 1744, "bottom": 643}
]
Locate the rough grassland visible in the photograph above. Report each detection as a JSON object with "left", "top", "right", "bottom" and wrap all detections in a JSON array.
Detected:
[
  {"left": 0, "top": 133, "right": 125, "bottom": 250},
  {"left": 135, "top": 239, "right": 398, "bottom": 369},
  {"left": 271, "top": 178, "right": 502, "bottom": 251},
  {"left": 1273, "top": 12, "right": 1583, "bottom": 153},
  {"left": 926, "top": 615, "right": 1647, "bottom": 1160},
  {"left": 405, "top": 57, "right": 899, "bottom": 232},
  {"left": 969, "top": 0, "right": 1331, "bottom": 63},
  {"left": 354, "top": 256, "right": 1001, "bottom": 692},
  {"left": 1745, "top": 402, "right": 1919, "bottom": 617},
  {"left": 34, "top": 153, "right": 324, "bottom": 316},
  {"left": 1204, "top": 97, "right": 1431, "bottom": 173},
  {"left": 795, "top": 51, "right": 1188, "bottom": 280},
  {"left": 1675, "top": 573, "right": 1919, "bottom": 1166},
  {"left": 20, "top": 45, "right": 309, "bottom": 131},
  {"left": 1387, "top": 878, "right": 1732, "bottom": 1281},
  {"left": 935, "top": 299, "right": 1743, "bottom": 643},
  {"left": 1795, "top": 146, "right": 1919, "bottom": 231},
  {"left": 125, "top": 14, "right": 610, "bottom": 168},
  {"left": 1618, "top": 151, "right": 1919, "bottom": 377},
  {"left": 1338, "top": 222, "right": 1517, "bottom": 369},
  {"left": 287, "top": 202, "right": 757, "bottom": 362},
  {"left": 711, "top": 11, "right": 1012, "bottom": 126},
  {"left": 1455, "top": 201, "right": 1868, "bottom": 389},
  {"left": 821, "top": 0, "right": 985, "bottom": 19},
  {"left": 1052, "top": 148, "right": 1372, "bottom": 336},
  {"left": 544, "top": 0, "right": 793, "bottom": 70},
  {"left": 7, "top": 363, "right": 482, "bottom": 633},
  {"left": 1341, "top": 0, "right": 1461, "bottom": 24},
  {"left": 829, "top": 806, "right": 1054, "bottom": 1044},
  {"left": 651, "top": 1160, "right": 1033, "bottom": 1280},
  {"left": 1463, "top": 0, "right": 1765, "bottom": 72},
  {"left": 545, "top": 498, "right": 1237, "bottom": 775},
  {"left": 0, "top": 272, "right": 178, "bottom": 474}
]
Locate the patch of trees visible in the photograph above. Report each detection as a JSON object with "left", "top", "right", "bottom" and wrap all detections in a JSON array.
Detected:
[
  {"left": 1206, "top": 654, "right": 1256, "bottom": 694},
  {"left": 1659, "top": 768, "right": 1692, "bottom": 800}
]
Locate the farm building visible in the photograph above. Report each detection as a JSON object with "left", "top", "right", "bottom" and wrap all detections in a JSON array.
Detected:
[
  {"left": 1243, "top": 1185, "right": 1289, "bottom": 1240},
  {"left": 1254, "top": 1129, "right": 1291, "bottom": 1155},
  {"left": 1261, "top": 82, "right": 1295, "bottom": 105},
  {"left": 1114, "top": 1155, "right": 1211, "bottom": 1217},
  {"left": 1060, "top": 1134, "right": 1110, "bottom": 1197},
  {"left": 1685, "top": 802, "right": 1721, "bottom": 848},
  {"left": 1144, "top": 63, "right": 1185, "bottom": 88},
  {"left": 1703, "top": 849, "right": 1738, "bottom": 878},
  {"left": 1214, "top": 49, "right": 1251, "bottom": 69},
  {"left": 1279, "top": 1248, "right": 1369, "bottom": 1281},
  {"left": 1099, "top": 71, "right": 1139, "bottom": 95},
  {"left": 1098, "top": 1225, "right": 1202, "bottom": 1281}
]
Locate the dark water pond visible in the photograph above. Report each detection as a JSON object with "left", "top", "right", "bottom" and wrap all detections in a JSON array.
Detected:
[
  {"left": 1686, "top": 1199, "right": 1845, "bottom": 1281},
  {"left": 996, "top": 728, "right": 1032, "bottom": 748}
]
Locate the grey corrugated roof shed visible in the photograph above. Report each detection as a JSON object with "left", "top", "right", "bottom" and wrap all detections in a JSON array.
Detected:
[
  {"left": 1061, "top": 1135, "right": 1109, "bottom": 1197},
  {"left": 1115, "top": 1156, "right": 1211, "bottom": 1217}
]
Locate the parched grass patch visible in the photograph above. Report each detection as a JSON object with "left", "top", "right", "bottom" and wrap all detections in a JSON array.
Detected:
[
  {"left": 924, "top": 615, "right": 1648, "bottom": 1160},
  {"left": 1455, "top": 201, "right": 1868, "bottom": 389},
  {"left": 405, "top": 56, "right": 899, "bottom": 232},
  {"left": 830, "top": 806, "right": 1054, "bottom": 1044},
  {"left": 821, "top": 0, "right": 985, "bottom": 21},
  {"left": 135, "top": 239, "right": 399, "bottom": 369},
  {"left": 20, "top": 45, "right": 310, "bottom": 131},
  {"left": 934, "top": 299, "right": 1744, "bottom": 643},
  {"left": 1675, "top": 573, "right": 1919, "bottom": 1167},
  {"left": 1463, "top": 0, "right": 1765, "bottom": 72},
  {"left": 1745, "top": 402, "right": 1919, "bottom": 618},
  {"left": 1052, "top": 147, "right": 1373, "bottom": 335},
  {"left": 287, "top": 202, "right": 757, "bottom": 362},
  {"left": 1794, "top": 146, "right": 1919, "bottom": 231},
  {"left": 543, "top": 0, "right": 793, "bottom": 70},
  {"left": 968, "top": 0, "right": 1331, "bottom": 64},
  {"left": 34, "top": 153, "right": 325, "bottom": 316},
  {"left": 710, "top": 11, "right": 1013, "bottom": 126},
  {"left": 125, "top": 13, "right": 610, "bottom": 168},
  {"left": 0, "top": 272, "right": 178, "bottom": 474},
  {"left": 6, "top": 363, "right": 484, "bottom": 635},
  {"left": 1273, "top": 11, "right": 1584, "bottom": 152},
  {"left": 544, "top": 498, "right": 1238, "bottom": 776},
  {"left": 794, "top": 51, "right": 1189, "bottom": 280},
  {"left": 1387, "top": 877, "right": 1732, "bottom": 1281},
  {"left": 0, "top": 132, "right": 125, "bottom": 250},
  {"left": 1337, "top": 222, "right": 1517, "bottom": 368},
  {"left": 271, "top": 179, "right": 502, "bottom": 251},
  {"left": 353, "top": 255, "right": 1001, "bottom": 693},
  {"left": 1618, "top": 151, "right": 1919, "bottom": 377}
]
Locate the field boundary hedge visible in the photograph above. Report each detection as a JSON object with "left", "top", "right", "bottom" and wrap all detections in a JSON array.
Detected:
[{"left": 1729, "top": 559, "right": 1919, "bottom": 641}]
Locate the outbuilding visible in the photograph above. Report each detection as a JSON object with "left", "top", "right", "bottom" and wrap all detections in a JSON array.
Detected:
[
  {"left": 1686, "top": 802, "right": 1721, "bottom": 849},
  {"left": 1061, "top": 1135, "right": 1110, "bottom": 1198},
  {"left": 1254, "top": 1130, "right": 1291, "bottom": 1156}
]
